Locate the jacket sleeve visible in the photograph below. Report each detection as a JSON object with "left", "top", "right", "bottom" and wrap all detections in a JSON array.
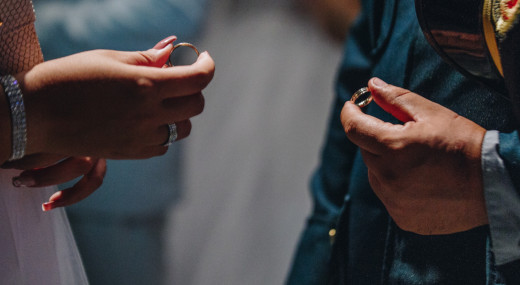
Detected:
[{"left": 285, "top": 4, "right": 373, "bottom": 283}]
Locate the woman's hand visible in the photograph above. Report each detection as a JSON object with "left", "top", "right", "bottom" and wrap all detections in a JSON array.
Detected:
[
  {"left": 341, "top": 78, "right": 488, "bottom": 235},
  {"left": 5, "top": 156, "right": 106, "bottom": 211},
  {"left": 16, "top": 36, "right": 214, "bottom": 159},
  {"left": 0, "top": 36, "right": 213, "bottom": 210}
]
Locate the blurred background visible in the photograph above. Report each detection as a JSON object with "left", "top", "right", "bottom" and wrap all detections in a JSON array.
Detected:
[{"left": 34, "top": 0, "right": 359, "bottom": 284}]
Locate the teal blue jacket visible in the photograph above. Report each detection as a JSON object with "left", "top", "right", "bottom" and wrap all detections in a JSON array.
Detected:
[{"left": 287, "top": 0, "right": 520, "bottom": 284}]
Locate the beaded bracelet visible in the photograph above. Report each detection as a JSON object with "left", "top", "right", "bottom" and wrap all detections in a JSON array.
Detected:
[{"left": 0, "top": 75, "right": 27, "bottom": 161}]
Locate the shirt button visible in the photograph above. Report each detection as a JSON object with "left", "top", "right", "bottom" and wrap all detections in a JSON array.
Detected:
[{"left": 329, "top": 228, "right": 337, "bottom": 245}]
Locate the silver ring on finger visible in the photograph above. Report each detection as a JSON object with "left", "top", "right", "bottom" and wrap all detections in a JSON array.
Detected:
[{"left": 163, "top": 123, "right": 178, "bottom": 147}]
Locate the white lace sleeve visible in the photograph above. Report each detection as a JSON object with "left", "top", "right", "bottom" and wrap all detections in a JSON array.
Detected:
[{"left": 0, "top": 1, "right": 87, "bottom": 284}]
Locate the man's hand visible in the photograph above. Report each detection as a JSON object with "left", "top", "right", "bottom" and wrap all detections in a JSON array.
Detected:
[{"left": 341, "top": 78, "right": 488, "bottom": 235}]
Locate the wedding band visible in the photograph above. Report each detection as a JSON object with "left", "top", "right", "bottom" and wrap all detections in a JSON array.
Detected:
[
  {"left": 163, "top": 123, "right": 178, "bottom": 146},
  {"left": 168, "top": 42, "right": 200, "bottom": 67},
  {"left": 350, "top": 87, "right": 373, "bottom": 108}
]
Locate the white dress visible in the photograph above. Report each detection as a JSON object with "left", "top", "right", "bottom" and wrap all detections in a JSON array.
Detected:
[{"left": 0, "top": 1, "right": 88, "bottom": 284}]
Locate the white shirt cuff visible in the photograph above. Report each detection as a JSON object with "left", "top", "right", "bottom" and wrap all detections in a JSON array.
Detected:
[{"left": 482, "top": 130, "right": 520, "bottom": 265}]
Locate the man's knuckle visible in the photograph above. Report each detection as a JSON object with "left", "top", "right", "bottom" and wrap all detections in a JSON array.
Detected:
[
  {"left": 390, "top": 90, "right": 413, "bottom": 106},
  {"left": 378, "top": 134, "right": 402, "bottom": 152},
  {"left": 343, "top": 119, "right": 358, "bottom": 135}
]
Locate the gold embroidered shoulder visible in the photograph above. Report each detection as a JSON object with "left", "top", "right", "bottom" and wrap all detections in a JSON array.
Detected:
[{"left": 0, "top": 0, "right": 43, "bottom": 74}]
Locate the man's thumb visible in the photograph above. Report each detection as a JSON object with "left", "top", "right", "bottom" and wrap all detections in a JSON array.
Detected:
[{"left": 368, "top": 77, "right": 422, "bottom": 123}]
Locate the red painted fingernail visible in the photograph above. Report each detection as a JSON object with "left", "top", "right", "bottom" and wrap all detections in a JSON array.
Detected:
[
  {"left": 153, "top": 36, "right": 177, "bottom": 49},
  {"left": 42, "top": 201, "right": 55, "bottom": 212},
  {"left": 12, "top": 176, "right": 35, "bottom": 187}
]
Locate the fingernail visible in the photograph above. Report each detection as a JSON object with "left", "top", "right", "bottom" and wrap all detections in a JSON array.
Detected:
[
  {"left": 42, "top": 201, "right": 54, "bottom": 212},
  {"left": 153, "top": 36, "right": 177, "bottom": 49},
  {"left": 12, "top": 176, "right": 36, "bottom": 187},
  {"left": 372, "top": 77, "right": 387, "bottom": 87}
]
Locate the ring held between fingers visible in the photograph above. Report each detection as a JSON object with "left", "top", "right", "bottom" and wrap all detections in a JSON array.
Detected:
[{"left": 153, "top": 52, "right": 215, "bottom": 99}]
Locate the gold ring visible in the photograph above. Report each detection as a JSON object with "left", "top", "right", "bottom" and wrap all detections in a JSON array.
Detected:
[
  {"left": 168, "top": 42, "right": 200, "bottom": 67},
  {"left": 350, "top": 87, "right": 373, "bottom": 107}
]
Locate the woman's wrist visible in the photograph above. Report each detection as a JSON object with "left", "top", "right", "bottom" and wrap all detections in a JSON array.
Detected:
[
  {"left": 14, "top": 70, "right": 51, "bottom": 158},
  {"left": 0, "top": 75, "right": 28, "bottom": 161},
  {"left": 0, "top": 71, "right": 52, "bottom": 162}
]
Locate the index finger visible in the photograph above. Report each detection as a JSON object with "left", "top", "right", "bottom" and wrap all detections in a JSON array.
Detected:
[
  {"left": 13, "top": 156, "right": 96, "bottom": 187},
  {"left": 150, "top": 51, "right": 215, "bottom": 98},
  {"left": 42, "top": 159, "right": 106, "bottom": 211},
  {"left": 340, "top": 100, "right": 407, "bottom": 155}
]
